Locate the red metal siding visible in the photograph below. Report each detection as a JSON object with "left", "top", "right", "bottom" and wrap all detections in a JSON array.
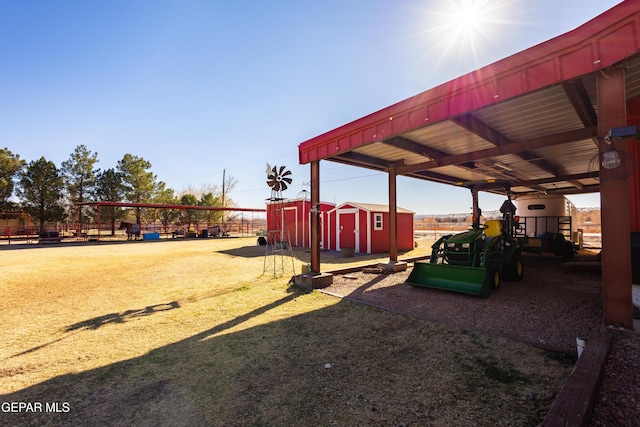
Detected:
[
  {"left": 328, "top": 210, "right": 337, "bottom": 251},
  {"left": 367, "top": 212, "right": 414, "bottom": 254},
  {"left": 284, "top": 207, "right": 297, "bottom": 245},
  {"left": 629, "top": 141, "right": 640, "bottom": 232},
  {"left": 323, "top": 212, "right": 329, "bottom": 249},
  {"left": 369, "top": 212, "right": 389, "bottom": 254},
  {"left": 266, "top": 200, "right": 335, "bottom": 248},
  {"left": 397, "top": 213, "right": 415, "bottom": 251},
  {"left": 358, "top": 210, "right": 368, "bottom": 253},
  {"left": 627, "top": 96, "right": 640, "bottom": 232},
  {"left": 330, "top": 204, "right": 414, "bottom": 254}
]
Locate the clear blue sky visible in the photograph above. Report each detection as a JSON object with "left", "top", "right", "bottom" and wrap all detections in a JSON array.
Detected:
[{"left": 0, "top": 1, "right": 620, "bottom": 214}]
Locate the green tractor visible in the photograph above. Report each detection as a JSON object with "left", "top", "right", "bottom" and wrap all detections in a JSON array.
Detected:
[{"left": 406, "top": 180, "right": 524, "bottom": 297}]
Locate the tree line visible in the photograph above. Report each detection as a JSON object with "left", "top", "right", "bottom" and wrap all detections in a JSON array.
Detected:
[{"left": 0, "top": 145, "right": 236, "bottom": 233}]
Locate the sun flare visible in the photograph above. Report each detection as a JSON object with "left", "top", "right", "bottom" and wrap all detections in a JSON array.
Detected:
[
  {"left": 439, "top": 0, "right": 503, "bottom": 48},
  {"left": 408, "top": 0, "right": 520, "bottom": 79}
]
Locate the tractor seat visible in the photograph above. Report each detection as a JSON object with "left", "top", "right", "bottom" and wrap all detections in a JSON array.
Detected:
[{"left": 484, "top": 220, "right": 503, "bottom": 238}]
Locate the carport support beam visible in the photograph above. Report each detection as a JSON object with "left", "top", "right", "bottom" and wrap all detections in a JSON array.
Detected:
[
  {"left": 388, "top": 165, "right": 398, "bottom": 262},
  {"left": 597, "top": 66, "right": 634, "bottom": 329},
  {"left": 310, "top": 160, "right": 321, "bottom": 273}
]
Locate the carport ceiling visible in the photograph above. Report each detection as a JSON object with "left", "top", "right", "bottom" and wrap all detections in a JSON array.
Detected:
[
  {"left": 330, "top": 76, "right": 610, "bottom": 196},
  {"left": 298, "top": 2, "right": 640, "bottom": 198}
]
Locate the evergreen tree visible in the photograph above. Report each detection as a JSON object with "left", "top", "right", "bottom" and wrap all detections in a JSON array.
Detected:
[
  {"left": 150, "top": 181, "right": 179, "bottom": 232},
  {"left": 17, "top": 157, "right": 65, "bottom": 231},
  {"left": 117, "top": 154, "right": 157, "bottom": 224},
  {"left": 0, "top": 147, "right": 25, "bottom": 210},
  {"left": 199, "top": 192, "right": 223, "bottom": 225},
  {"left": 179, "top": 193, "right": 199, "bottom": 230},
  {"left": 61, "top": 145, "right": 99, "bottom": 224},
  {"left": 95, "top": 168, "right": 126, "bottom": 234}
]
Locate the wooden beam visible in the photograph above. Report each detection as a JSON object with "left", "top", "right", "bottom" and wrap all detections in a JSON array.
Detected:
[
  {"left": 454, "top": 113, "right": 511, "bottom": 146},
  {"left": 526, "top": 184, "right": 599, "bottom": 195},
  {"left": 454, "top": 113, "right": 589, "bottom": 187},
  {"left": 597, "top": 66, "right": 633, "bottom": 329},
  {"left": 563, "top": 80, "right": 598, "bottom": 128},
  {"left": 397, "top": 127, "right": 597, "bottom": 175},
  {"left": 408, "top": 170, "right": 464, "bottom": 185},
  {"left": 310, "top": 160, "right": 321, "bottom": 274},
  {"left": 515, "top": 172, "right": 596, "bottom": 187},
  {"left": 330, "top": 151, "right": 389, "bottom": 169},
  {"left": 542, "top": 331, "right": 612, "bottom": 427},
  {"left": 388, "top": 165, "right": 398, "bottom": 262},
  {"left": 384, "top": 136, "right": 448, "bottom": 161}
]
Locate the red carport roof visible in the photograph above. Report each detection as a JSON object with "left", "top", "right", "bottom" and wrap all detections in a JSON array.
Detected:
[{"left": 298, "top": 0, "right": 640, "bottom": 196}]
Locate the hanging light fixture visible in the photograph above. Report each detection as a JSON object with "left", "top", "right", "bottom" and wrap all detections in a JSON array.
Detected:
[
  {"left": 601, "top": 143, "right": 622, "bottom": 170},
  {"left": 588, "top": 126, "right": 637, "bottom": 180}
]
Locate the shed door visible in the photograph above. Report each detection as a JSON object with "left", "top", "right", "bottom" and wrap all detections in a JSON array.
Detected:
[
  {"left": 284, "top": 207, "right": 297, "bottom": 246},
  {"left": 339, "top": 212, "right": 356, "bottom": 249}
]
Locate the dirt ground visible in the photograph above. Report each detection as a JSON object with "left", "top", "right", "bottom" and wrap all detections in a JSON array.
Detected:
[{"left": 324, "top": 251, "right": 604, "bottom": 353}]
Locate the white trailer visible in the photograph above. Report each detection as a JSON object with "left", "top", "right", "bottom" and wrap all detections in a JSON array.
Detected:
[{"left": 515, "top": 194, "right": 579, "bottom": 259}]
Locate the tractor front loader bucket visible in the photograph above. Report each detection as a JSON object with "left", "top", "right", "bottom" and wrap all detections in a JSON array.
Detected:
[{"left": 406, "top": 261, "right": 491, "bottom": 297}]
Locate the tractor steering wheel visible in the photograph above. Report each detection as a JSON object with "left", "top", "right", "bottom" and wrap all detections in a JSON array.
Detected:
[{"left": 478, "top": 224, "right": 489, "bottom": 230}]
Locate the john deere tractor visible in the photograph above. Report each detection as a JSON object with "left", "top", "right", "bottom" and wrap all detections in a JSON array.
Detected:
[{"left": 406, "top": 180, "right": 524, "bottom": 297}]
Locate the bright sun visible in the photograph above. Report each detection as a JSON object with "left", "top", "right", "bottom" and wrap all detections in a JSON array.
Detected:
[
  {"left": 447, "top": 1, "right": 495, "bottom": 44},
  {"left": 421, "top": 0, "right": 514, "bottom": 70}
]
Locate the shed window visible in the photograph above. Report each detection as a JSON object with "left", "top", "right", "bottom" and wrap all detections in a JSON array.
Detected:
[{"left": 374, "top": 213, "right": 383, "bottom": 230}]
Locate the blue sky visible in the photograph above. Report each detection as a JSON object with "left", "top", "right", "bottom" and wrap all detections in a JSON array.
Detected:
[{"left": 0, "top": 1, "right": 621, "bottom": 214}]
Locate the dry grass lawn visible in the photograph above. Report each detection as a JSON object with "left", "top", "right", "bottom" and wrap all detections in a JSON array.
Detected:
[{"left": 0, "top": 237, "right": 573, "bottom": 426}]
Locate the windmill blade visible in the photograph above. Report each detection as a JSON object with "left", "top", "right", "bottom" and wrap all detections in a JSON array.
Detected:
[
  {"left": 265, "top": 164, "right": 293, "bottom": 193},
  {"left": 267, "top": 172, "right": 279, "bottom": 188}
]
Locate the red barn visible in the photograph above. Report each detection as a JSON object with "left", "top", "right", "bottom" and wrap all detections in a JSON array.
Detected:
[
  {"left": 327, "top": 202, "right": 414, "bottom": 254},
  {"left": 266, "top": 198, "right": 335, "bottom": 249}
]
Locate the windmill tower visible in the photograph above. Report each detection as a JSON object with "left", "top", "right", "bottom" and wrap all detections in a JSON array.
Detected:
[{"left": 263, "top": 164, "right": 296, "bottom": 277}]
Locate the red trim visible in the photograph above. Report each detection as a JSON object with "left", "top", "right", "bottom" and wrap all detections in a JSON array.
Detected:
[
  {"left": 299, "top": 0, "right": 640, "bottom": 164},
  {"left": 77, "top": 201, "right": 265, "bottom": 213}
]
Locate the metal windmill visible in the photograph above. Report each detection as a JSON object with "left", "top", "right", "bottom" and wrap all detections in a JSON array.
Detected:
[{"left": 263, "top": 163, "right": 296, "bottom": 277}]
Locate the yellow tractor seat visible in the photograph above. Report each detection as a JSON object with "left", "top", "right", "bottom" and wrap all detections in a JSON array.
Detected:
[{"left": 484, "top": 220, "right": 503, "bottom": 238}]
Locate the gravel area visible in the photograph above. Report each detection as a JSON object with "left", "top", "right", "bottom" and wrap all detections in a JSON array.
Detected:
[
  {"left": 321, "top": 251, "right": 640, "bottom": 426},
  {"left": 590, "top": 333, "right": 640, "bottom": 427},
  {"left": 325, "top": 253, "right": 603, "bottom": 353}
]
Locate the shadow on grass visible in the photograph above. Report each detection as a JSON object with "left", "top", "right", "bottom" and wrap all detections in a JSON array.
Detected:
[
  {"left": 5, "top": 302, "right": 182, "bottom": 360},
  {"left": 0, "top": 283, "right": 571, "bottom": 427},
  {"left": 65, "top": 302, "right": 181, "bottom": 332}
]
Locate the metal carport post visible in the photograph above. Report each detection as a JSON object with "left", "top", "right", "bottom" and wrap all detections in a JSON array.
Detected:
[{"left": 598, "top": 66, "right": 634, "bottom": 329}]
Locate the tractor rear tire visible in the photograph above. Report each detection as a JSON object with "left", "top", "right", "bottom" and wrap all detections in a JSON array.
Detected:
[{"left": 505, "top": 254, "right": 524, "bottom": 281}]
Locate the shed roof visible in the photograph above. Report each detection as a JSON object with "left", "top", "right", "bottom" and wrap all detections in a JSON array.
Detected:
[
  {"left": 298, "top": 1, "right": 640, "bottom": 197},
  {"left": 335, "top": 202, "right": 414, "bottom": 215}
]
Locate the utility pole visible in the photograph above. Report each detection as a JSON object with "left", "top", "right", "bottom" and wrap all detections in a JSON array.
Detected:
[{"left": 221, "top": 169, "right": 226, "bottom": 225}]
